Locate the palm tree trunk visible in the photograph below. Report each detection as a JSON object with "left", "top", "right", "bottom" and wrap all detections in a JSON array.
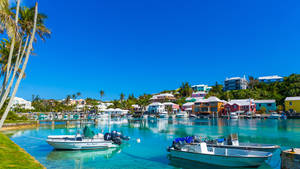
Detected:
[
  {"left": 4, "top": 0, "right": 21, "bottom": 88},
  {"left": 0, "top": 0, "right": 21, "bottom": 101},
  {"left": 0, "top": 2, "right": 38, "bottom": 129},
  {"left": 0, "top": 36, "right": 28, "bottom": 110}
]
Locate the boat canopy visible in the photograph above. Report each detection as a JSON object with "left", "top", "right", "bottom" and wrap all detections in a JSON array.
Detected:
[{"left": 83, "top": 126, "right": 95, "bottom": 138}]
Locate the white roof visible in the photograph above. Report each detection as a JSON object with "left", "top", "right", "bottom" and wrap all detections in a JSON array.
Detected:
[
  {"left": 183, "top": 102, "right": 194, "bottom": 106},
  {"left": 195, "top": 96, "right": 225, "bottom": 103},
  {"left": 285, "top": 96, "right": 300, "bottom": 101},
  {"left": 258, "top": 75, "right": 283, "bottom": 80},
  {"left": 225, "top": 76, "right": 246, "bottom": 81},
  {"left": 148, "top": 102, "right": 163, "bottom": 106},
  {"left": 254, "top": 100, "right": 276, "bottom": 103},
  {"left": 227, "top": 99, "right": 255, "bottom": 106},
  {"left": 191, "top": 84, "right": 207, "bottom": 87},
  {"left": 104, "top": 108, "right": 128, "bottom": 112},
  {"left": 150, "top": 93, "right": 174, "bottom": 100},
  {"left": 192, "top": 91, "right": 207, "bottom": 94},
  {"left": 162, "top": 102, "right": 175, "bottom": 105},
  {"left": 131, "top": 104, "right": 140, "bottom": 108}
]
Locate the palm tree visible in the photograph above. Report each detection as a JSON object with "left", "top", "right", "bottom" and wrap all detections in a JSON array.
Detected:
[
  {"left": 0, "top": 2, "right": 39, "bottom": 128},
  {"left": 120, "top": 93, "right": 125, "bottom": 102},
  {"left": 65, "top": 95, "right": 71, "bottom": 105},
  {"left": 100, "top": 90, "right": 104, "bottom": 100},
  {"left": 76, "top": 92, "right": 81, "bottom": 98},
  {"left": 0, "top": 1, "right": 50, "bottom": 111},
  {"left": 18, "top": 6, "right": 51, "bottom": 41}
]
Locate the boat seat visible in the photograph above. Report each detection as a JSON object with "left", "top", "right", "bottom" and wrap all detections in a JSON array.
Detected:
[{"left": 199, "top": 142, "right": 214, "bottom": 154}]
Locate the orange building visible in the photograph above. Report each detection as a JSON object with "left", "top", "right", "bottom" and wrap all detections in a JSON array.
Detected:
[{"left": 192, "top": 96, "right": 226, "bottom": 115}]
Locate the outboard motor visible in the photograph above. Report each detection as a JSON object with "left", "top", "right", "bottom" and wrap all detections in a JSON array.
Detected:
[
  {"left": 111, "top": 130, "right": 118, "bottom": 140},
  {"left": 104, "top": 133, "right": 111, "bottom": 141},
  {"left": 112, "top": 137, "right": 122, "bottom": 145}
]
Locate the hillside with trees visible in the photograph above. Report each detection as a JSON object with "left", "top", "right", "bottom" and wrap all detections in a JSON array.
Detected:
[{"left": 206, "top": 74, "right": 300, "bottom": 107}]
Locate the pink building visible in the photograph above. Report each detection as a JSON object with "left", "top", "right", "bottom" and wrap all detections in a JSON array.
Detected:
[{"left": 224, "top": 99, "right": 256, "bottom": 114}]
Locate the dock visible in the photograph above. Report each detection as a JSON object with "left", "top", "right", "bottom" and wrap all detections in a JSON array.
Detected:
[{"left": 281, "top": 148, "right": 300, "bottom": 169}]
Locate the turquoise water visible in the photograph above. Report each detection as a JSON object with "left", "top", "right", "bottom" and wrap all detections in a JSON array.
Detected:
[{"left": 6, "top": 118, "right": 300, "bottom": 169}]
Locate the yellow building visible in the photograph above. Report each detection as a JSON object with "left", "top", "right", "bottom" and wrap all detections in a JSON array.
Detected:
[{"left": 285, "top": 96, "right": 300, "bottom": 113}]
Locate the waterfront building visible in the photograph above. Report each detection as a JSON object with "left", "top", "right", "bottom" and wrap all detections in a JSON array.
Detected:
[
  {"left": 103, "top": 108, "right": 129, "bottom": 116},
  {"left": 285, "top": 96, "right": 300, "bottom": 113},
  {"left": 147, "top": 102, "right": 165, "bottom": 114},
  {"left": 224, "top": 99, "right": 256, "bottom": 114},
  {"left": 182, "top": 102, "right": 194, "bottom": 113},
  {"left": 192, "top": 96, "right": 226, "bottom": 115},
  {"left": 258, "top": 75, "right": 283, "bottom": 84},
  {"left": 162, "top": 102, "right": 179, "bottom": 114},
  {"left": 255, "top": 100, "right": 276, "bottom": 113},
  {"left": 97, "top": 102, "right": 113, "bottom": 111},
  {"left": 150, "top": 93, "right": 176, "bottom": 103},
  {"left": 224, "top": 76, "right": 248, "bottom": 91},
  {"left": 191, "top": 84, "right": 212, "bottom": 92},
  {"left": 12, "top": 97, "right": 34, "bottom": 110}
]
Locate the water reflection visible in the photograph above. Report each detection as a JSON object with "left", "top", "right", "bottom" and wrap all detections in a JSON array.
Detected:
[{"left": 47, "top": 147, "right": 122, "bottom": 161}]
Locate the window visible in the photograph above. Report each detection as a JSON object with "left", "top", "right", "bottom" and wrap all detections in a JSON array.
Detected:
[
  {"left": 290, "top": 102, "right": 292, "bottom": 106},
  {"left": 267, "top": 104, "right": 272, "bottom": 107},
  {"left": 259, "top": 104, "right": 261, "bottom": 107}
]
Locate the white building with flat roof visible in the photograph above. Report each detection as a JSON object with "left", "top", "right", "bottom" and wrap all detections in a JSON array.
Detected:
[
  {"left": 224, "top": 76, "right": 248, "bottom": 91},
  {"left": 258, "top": 75, "right": 283, "bottom": 83},
  {"left": 191, "top": 84, "right": 212, "bottom": 93},
  {"left": 12, "top": 97, "right": 34, "bottom": 110}
]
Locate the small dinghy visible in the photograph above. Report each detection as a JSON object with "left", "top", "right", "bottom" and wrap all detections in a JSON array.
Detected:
[
  {"left": 205, "top": 134, "right": 280, "bottom": 152},
  {"left": 167, "top": 137, "right": 272, "bottom": 167},
  {"left": 46, "top": 126, "right": 130, "bottom": 150}
]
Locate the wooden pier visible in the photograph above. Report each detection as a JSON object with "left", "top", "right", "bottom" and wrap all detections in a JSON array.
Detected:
[{"left": 281, "top": 148, "right": 300, "bottom": 169}]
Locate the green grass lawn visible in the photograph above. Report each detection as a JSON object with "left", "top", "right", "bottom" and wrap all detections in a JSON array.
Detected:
[{"left": 0, "top": 132, "right": 45, "bottom": 169}]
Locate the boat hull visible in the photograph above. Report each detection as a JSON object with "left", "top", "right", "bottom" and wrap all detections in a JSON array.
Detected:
[
  {"left": 207, "top": 144, "right": 279, "bottom": 152},
  {"left": 47, "top": 140, "right": 118, "bottom": 150},
  {"left": 169, "top": 149, "right": 270, "bottom": 167}
]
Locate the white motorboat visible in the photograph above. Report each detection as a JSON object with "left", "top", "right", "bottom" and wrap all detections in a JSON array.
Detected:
[
  {"left": 205, "top": 134, "right": 280, "bottom": 152},
  {"left": 168, "top": 140, "right": 272, "bottom": 167},
  {"left": 176, "top": 111, "right": 188, "bottom": 118},
  {"left": 230, "top": 112, "right": 239, "bottom": 119},
  {"left": 46, "top": 126, "right": 130, "bottom": 150},
  {"left": 159, "top": 111, "right": 169, "bottom": 118},
  {"left": 268, "top": 113, "right": 280, "bottom": 119},
  {"left": 98, "top": 113, "right": 110, "bottom": 120}
]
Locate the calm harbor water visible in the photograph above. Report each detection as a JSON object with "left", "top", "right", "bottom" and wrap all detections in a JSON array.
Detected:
[{"left": 5, "top": 118, "right": 300, "bottom": 169}]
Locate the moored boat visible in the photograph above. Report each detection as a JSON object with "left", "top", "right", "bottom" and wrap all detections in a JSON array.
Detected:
[
  {"left": 230, "top": 112, "right": 239, "bottom": 119},
  {"left": 268, "top": 113, "right": 281, "bottom": 119},
  {"left": 158, "top": 111, "right": 169, "bottom": 118},
  {"left": 176, "top": 111, "right": 188, "bottom": 118},
  {"left": 205, "top": 134, "right": 280, "bottom": 152},
  {"left": 46, "top": 126, "right": 130, "bottom": 150},
  {"left": 168, "top": 137, "right": 272, "bottom": 167}
]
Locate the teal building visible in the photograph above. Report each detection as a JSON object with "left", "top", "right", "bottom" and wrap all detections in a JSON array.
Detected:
[{"left": 255, "top": 100, "right": 277, "bottom": 113}]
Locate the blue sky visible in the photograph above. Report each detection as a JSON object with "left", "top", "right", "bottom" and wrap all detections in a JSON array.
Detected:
[{"left": 16, "top": 0, "right": 300, "bottom": 101}]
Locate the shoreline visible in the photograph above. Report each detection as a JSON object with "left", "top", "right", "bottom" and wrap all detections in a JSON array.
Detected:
[
  {"left": 0, "top": 122, "right": 38, "bottom": 131},
  {"left": 0, "top": 132, "right": 45, "bottom": 169}
]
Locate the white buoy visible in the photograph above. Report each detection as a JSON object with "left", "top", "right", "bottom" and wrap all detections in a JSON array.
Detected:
[{"left": 137, "top": 138, "right": 141, "bottom": 143}]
